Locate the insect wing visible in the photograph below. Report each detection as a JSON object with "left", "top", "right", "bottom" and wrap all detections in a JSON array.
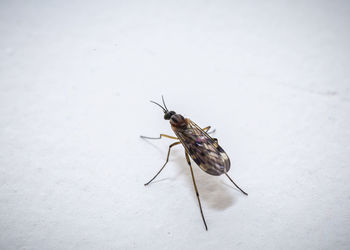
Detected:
[{"left": 174, "top": 120, "right": 230, "bottom": 176}]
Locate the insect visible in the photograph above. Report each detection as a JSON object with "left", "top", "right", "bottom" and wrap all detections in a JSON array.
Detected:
[{"left": 141, "top": 96, "right": 248, "bottom": 230}]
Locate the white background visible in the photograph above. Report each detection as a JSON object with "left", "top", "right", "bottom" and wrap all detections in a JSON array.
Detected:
[{"left": 1, "top": 1, "right": 350, "bottom": 249}]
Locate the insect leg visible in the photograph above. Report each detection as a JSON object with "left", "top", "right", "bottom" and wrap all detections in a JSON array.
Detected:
[
  {"left": 140, "top": 134, "right": 178, "bottom": 140},
  {"left": 144, "top": 141, "right": 181, "bottom": 186},
  {"left": 202, "top": 126, "right": 216, "bottom": 134},
  {"left": 224, "top": 173, "right": 248, "bottom": 196},
  {"left": 185, "top": 152, "right": 208, "bottom": 231},
  {"left": 211, "top": 137, "right": 247, "bottom": 195},
  {"left": 202, "top": 126, "right": 210, "bottom": 132}
]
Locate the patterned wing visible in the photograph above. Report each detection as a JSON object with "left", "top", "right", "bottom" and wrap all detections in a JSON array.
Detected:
[{"left": 173, "top": 119, "right": 230, "bottom": 176}]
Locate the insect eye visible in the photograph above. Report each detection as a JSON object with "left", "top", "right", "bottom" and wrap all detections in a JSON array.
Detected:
[{"left": 164, "top": 111, "right": 176, "bottom": 120}]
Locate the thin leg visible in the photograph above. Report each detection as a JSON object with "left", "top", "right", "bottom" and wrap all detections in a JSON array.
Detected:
[
  {"left": 202, "top": 126, "right": 211, "bottom": 132},
  {"left": 185, "top": 152, "right": 208, "bottom": 231},
  {"left": 202, "top": 126, "right": 216, "bottom": 135},
  {"left": 224, "top": 173, "right": 248, "bottom": 196},
  {"left": 144, "top": 141, "right": 181, "bottom": 185},
  {"left": 210, "top": 138, "right": 218, "bottom": 147},
  {"left": 140, "top": 134, "right": 178, "bottom": 140}
]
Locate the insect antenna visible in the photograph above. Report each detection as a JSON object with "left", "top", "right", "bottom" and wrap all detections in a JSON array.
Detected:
[
  {"left": 161, "top": 95, "right": 169, "bottom": 112},
  {"left": 150, "top": 100, "right": 167, "bottom": 113}
]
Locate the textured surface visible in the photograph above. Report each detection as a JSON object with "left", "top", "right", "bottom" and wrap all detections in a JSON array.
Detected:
[{"left": 1, "top": 1, "right": 350, "bottom": 249}]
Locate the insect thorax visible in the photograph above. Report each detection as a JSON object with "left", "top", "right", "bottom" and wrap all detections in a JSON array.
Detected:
[{"left": 170, "top": 114, "right": 187, "bottom": 129}]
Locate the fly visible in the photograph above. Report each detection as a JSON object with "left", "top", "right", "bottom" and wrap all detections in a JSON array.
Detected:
[{"left": 141, "top": 96, "right": 248, "bottom": 230}]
